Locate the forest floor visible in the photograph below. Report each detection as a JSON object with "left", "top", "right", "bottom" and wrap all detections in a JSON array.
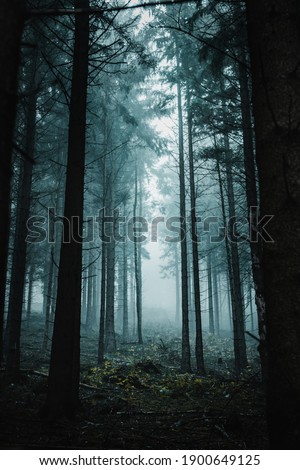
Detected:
[{"left": 0, "top": 314, "right": 268, "bottom": 449}]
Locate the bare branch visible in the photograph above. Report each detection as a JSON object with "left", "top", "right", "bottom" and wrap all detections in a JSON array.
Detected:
[{"left": 27, "top": 0, "right": 196, "bottom": 18}]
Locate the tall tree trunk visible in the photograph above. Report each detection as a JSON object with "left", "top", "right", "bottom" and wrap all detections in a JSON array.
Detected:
[
  {"left": 98, "top": 242, "right": 106, "bottom": 364},
  {"left": 225, "top": 150, "right": 248, "bottom": 373},
  {"left": 98, "top": 110, "right": 107, "bottom": 365},
  {"left": 246, "top": 0, "right": 300, "bottom": 448},
  {"left": 104, "top": 108, "right": 116, "bottom": 352},
  {"left": 0, "top": 0, "right": 25, "bottom": 366},
  {"left": 130, "top": 259, "right": 136, "bottom": 338},
  {"left": 226, "top": 271, "right": 233, "bottom": 332},
  {"left": 212, "top": 258, "right": 220, "bottom": 336},
  {"left": 26, "top": 263, "right": 34, "bottom": 322},
  {"left": 92, "top": 260, "right": 97, "bottom": 330},
  {"left": 249, "top": 282, "right": 254, "bottom": 332},
  {"left": 82, "top": 252, "right": 88, "bottom": 324},
  {"left": 43, "top": 247, "right": 54, "bottom": 351},
  {"left": 6, "top": 44, "right": 38, "bottom": 374},
  {"left": 186, "top": 86, "right": 205, "bottom": 371},
  {"left": 174, "top": 243, "right": 180, "bottom": 326},
  {"left": 207, "top": 252, "right": 214, "bottom": 335},
  {"left": 133, "top": 163, "right": 143, "bottom": 344},
  {"left": 105, "top": 205, "right": 116, "bottom": 352},
  {"left": 85, "top": 250, "right": 93, "bottom": 331},
  {"left": 216, "top": 154, "right": 247, "bottom": 372},
  {"left": 238, "top": 52, "right": 267, "bottom": 378},
  {"left": 44, "top": 0, "right": 89, "bottom": 418},
  {"left": 176, "top": 46, "right": 191, "bottom": 373},
  {"left": 122, "top": 204, "right": 129, "bottom": 342}
]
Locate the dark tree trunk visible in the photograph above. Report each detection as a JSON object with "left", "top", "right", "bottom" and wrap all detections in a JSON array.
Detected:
[
  {"left": 225, "top": 153, "right": 248, "bottom": 373},
  {"left": 43, "top": 247, "right": 54, "bottom": 352},
  {"left": 0, "top": 0, "right": 25, "bottom": 366},
  {"left": 82, "top": 266, "right": 88, "bottom": 324},
  {"left": 6, "top": 45, "right": 38, "bottom": 374},
  {"left": 186, "top": 85, "right": 205, "bottom": 373},
  {"left": 26, "top": 263, "right": 34, "bottom": 322},
  {"left": 133, "top": 163, "right": 143, "bottom": 344},
  {"left": 98, "top": 242, "right": 106, "bottom": 365},
  {"left": 238, "top": 52, "right": 267, "bottom": 378},
  {"left": 122, "top": 204, "right": 129, "bottom": 342},
  {"left": 104, "top": 112, "right": 116, "bottom": 352},
  {"left": 212, "top": 256, "right": 220, "bottom": 336},
  {"left": 85, "top": 250, "right": 93, "bottom": 331},
  {"left": 216, "top": 153, "right": 247, "bottom": 373},
  {"left": 130, "top": 259, "right": 136, "bottom": 337},
  {"left": 246, "top": 0, "right": 300, "bottom": 449},
  {"left": 44, "top": 0, "right": 89, "bottom": 418},
  {"left": 176, "top": 47, "right": 191, "bottom": 373},
  {"left": 207, "top": 252, "right": 214, "bottom": 335},
  {"left": 105, "top": 209, "right": 116, "bottom": 352},
  {"left": 249, "top": 283, "right": 254, "bottom": 332},
  {"left": 98, "top": 111, "right": 107, "bottom": 365},
  {"left": 92, "top": 261, "right": 97, "bottom": 329},
  {"left": 174, "top": 243, "right": 180, "bottom": 326}
]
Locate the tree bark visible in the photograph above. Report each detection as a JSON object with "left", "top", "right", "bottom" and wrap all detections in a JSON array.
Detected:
[
  {"left": 122, "top": 204, "right": 129, "bottom": 342},
  {"left": 246, "top": 0, "right": 300, "bottom": 448},
  {"left": 85, "top": 250, "right": 93, "bottom": 331},
  {"left": 176, "top": 45, "right": 191, "bottom": 373},
  {"left": 207, "top": 252, "right": 214, "bottom": 335},
  {"left": 186, "top": 85, "right": 205, "bottom": 373},
  {"left": 0, "top": 0, "right": 25, "bottom": 366},
  {"left": 26, "top": 263, "right": 34, "bottom": 322},
  {"left": 98, "top": 241, "right": 106, "bottom": 364},
  {"left": 43, "top": 247, "right": 54, "bottom": 352},
  {"left": 174, "top": 243, "right": 180, "bottom": 326},
  {"left": 6, "top": 44, "right": 38, "bottom": 374},
  {"left": 133, "top": 163, "right": 143, "bottom": 344},
  {"left": 44, "top": 0, "right": 89, "bottom": 418},
  {"left": 238, "top": 52, "right": 267, "bottom": 378},
  {"left": 216, "top": 152, "right": 247, "bottom": 373},
  {"left": 212, "top": 254, "right": 220, "bottom": 336},
  {"left": 225, "top": 151, "right": 248, "bottom": 373}
]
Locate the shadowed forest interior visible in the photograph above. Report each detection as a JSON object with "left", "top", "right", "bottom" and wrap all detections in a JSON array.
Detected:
[{"left": 0, "top": 0, "right": 300, "bottom": 450}]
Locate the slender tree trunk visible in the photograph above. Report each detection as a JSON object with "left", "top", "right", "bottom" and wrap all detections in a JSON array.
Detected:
[
  {"left": 0, "top": 0, "right": 25, "bottom": 366},
  {"left": 98, "top": 111, "right": 107, "bottom": 365},
  {"left": 225, "top": 151, "right": 248, "bottom": 373},
  {"left": 81, "top": 251, "right": 88, "bottom": 324},
  {"left": 43, "top": 247, "right": 54, "bottom": 351},
  {"left": 130, "top": 259, "right": 136, "bottom": 338},
  {"left": 246, "top": 0, "right": 300, "bottom": 448},
  {"left": 44, "top": 0, "right": 89, "bottom": 417},
  {"left": 85, "top": 250, "right": 93, "bottom": 330},
  {"left": 249, "top": 283, "right": 254, "bottom": 332},
  {"left": 176, "top": 46, "right": 191, "bottom": 373},
  {"left": 26, "top": 264, "right": 34, "bottom": 321},
  {"left": 212, "top": 258, "right": 220, "bottom": 336},
  {"left": 98, "top": 241, "right": 106, "bottom": 364},
  {"left": 174, "top": 243, "right": 180, "bottom": 326},
  {"left": 226, "top": 272, "right": 233, "bottom": 332},
  {"left": 207, "top": 252, "right": 214, "bottom": 335},
  {"left": 133, "top": 163, "right": 143, "bottom": 344},
  {"left": 104, "top": 109, "right": 116, "bottom": 352},
  {"left": 186, "top": 86, "right": 205, "bottom": 371},
  {"left": 6, "top": 45, "right": 38, "bottom": 374},
  {"left": 105, "top": 207, "right": 116, "bottom": 352},
  {"left": 92, "top": 260, "right": 97, "bottom": 330},
  {"left": 216, "top": 154, "right": 247, "bottom": 372},
  {"left": 122, "top": 204, "right": 129, "bottom": 342}
]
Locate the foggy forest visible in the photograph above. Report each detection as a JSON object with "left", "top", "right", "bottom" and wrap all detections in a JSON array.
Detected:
[{"left": 0, "top": 0, "right": 300, "bottom": 451}]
